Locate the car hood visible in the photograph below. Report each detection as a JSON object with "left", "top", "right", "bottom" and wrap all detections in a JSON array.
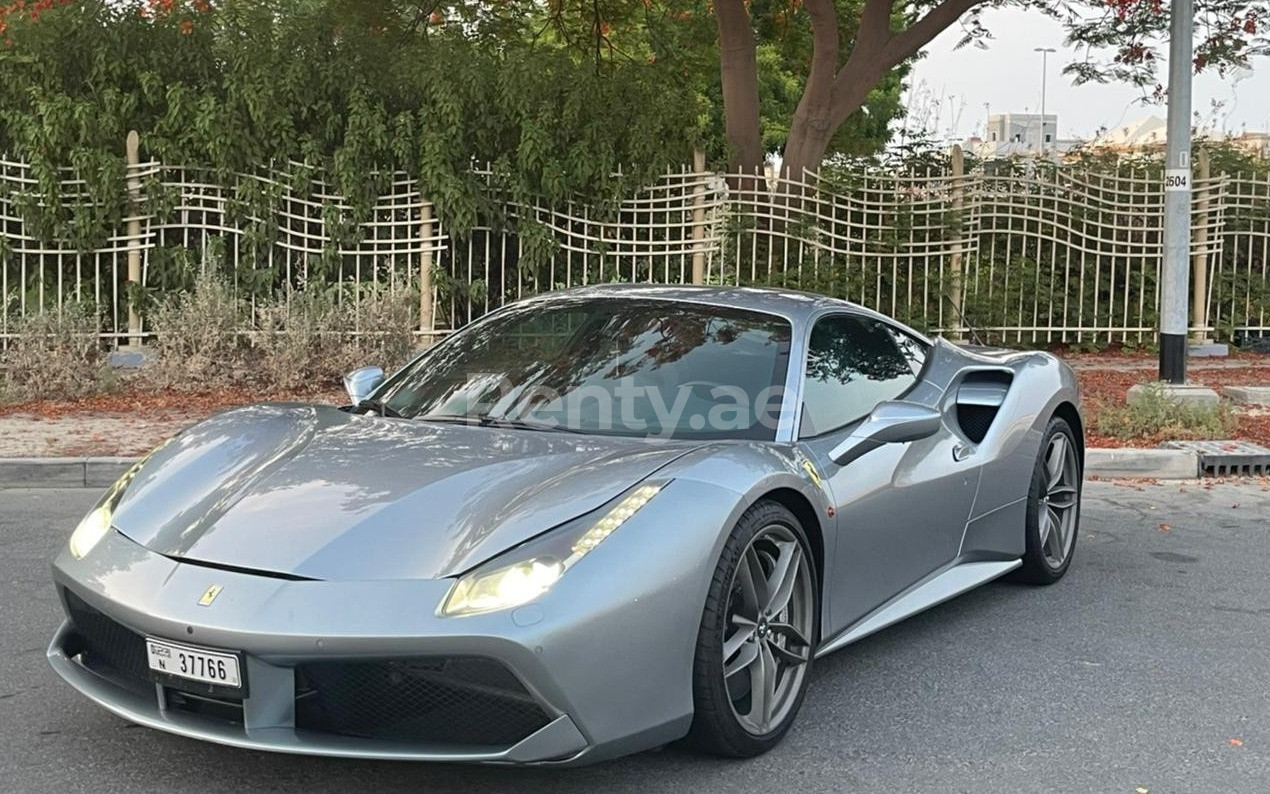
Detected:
[{"left": 111, "top": 404, "right": 697, "bottom": 581}]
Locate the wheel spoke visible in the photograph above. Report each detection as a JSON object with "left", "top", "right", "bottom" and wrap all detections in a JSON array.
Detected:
[
  {"left": 769, "top": 620, "right": 811, "bottom": 649},
  {"left": 723, "top": 617, "right": 757, "bottom": 661},
  {"left": 1046, "top": 435, "right": 1068, "bottom": 489},
  {"left": 764, "top": 540, "right": 802, "bottom": 615},
  {"left": 1044, "top": 506, "right": 1065, "bottom": 557},
  {"left": 768, "top": 638, "right": 809, "bottom": 666},
  {"left": 724, "top": 638, "right": 759, "bottom": 679},
  {"left": 1047, "top": 484, "right": 1078, "bottom": 510},
  {"left": 735, "top": 546, "right": 765, "bottom": 615},
  {"left": 751, "top": 642, "right": 777, "bottom": 728},
  {"left": 1037, "top": 506, "right": 1053, "bottom": 551}
]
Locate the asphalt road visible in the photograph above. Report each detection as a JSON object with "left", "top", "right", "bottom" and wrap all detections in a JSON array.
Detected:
[{"left": 2, "top": 481, "right": 1268, "bottom": 793}]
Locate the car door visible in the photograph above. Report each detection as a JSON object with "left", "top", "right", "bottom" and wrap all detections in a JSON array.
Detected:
[{"left": 796, "top": 313, "right": 981, "bottom": 638}]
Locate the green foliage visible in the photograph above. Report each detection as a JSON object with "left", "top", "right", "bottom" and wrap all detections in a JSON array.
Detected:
[
  {"left": 1093, "top": 383, "right": 1236, "bottom": 441},
  {"left": 0, "top": 301, "right": 114, "bottom": 402},
  {"left": 0, "top": 0, "right": 698, "bottom": 249}
]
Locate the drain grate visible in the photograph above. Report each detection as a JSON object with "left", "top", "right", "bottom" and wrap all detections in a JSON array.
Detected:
[{"left": 1162, "top": 440, "right": 1270, "bottom": 477}]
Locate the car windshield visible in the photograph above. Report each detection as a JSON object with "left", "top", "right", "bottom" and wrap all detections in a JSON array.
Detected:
[{"left": 374, "top": 297, "right": 793, "bottom": 440}]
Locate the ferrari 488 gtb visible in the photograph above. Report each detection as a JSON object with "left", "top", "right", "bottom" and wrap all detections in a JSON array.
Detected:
[{"left": 49, "top": 284, "right": 1083, "bottom": 765}]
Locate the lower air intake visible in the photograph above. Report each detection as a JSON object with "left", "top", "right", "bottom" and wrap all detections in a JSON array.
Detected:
[{"left": 294, "top": 656, "right": 552, "bottom": 747}]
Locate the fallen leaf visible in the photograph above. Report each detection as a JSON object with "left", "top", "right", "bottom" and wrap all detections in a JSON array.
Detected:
[
  {"left": 1229, "top": 738, "right": 1244, "bottom": 747},
  {"left": 1136, "top": 787, "right": 1150, "bottom": 793},
  {"left": 1158, "top": 523, "right": 1172, "bottom": 532}
]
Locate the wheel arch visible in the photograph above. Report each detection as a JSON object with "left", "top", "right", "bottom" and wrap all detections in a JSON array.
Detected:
[
  {"left": 757, "top": 487, "right": 825, "bottom": 612},
  {"left": 1051, "top": 401, "right": 1085, "bottom": 465}
]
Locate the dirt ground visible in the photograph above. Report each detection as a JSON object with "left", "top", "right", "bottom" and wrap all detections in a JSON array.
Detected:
[{"left": 0, "top": 353, "right": 1267, "bottom": 458}]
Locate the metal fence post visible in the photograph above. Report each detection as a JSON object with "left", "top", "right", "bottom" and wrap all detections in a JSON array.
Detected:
[
  {"left": 419, "top": 201, "right": 436, "bottom": 344},
  {"left": 125, "top": 130, "right": 143, "bottom": 348},
  {"left": 691, "top": 148, "right": 707, "bottom": 285},
  {"left": 948, "top": 144, "right": 965, "bottom": 340},
  {"left": 1190, "top": 147, "right": 1211, "bottom": 344}
]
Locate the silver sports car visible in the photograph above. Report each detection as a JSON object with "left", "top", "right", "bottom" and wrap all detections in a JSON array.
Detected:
[{"left": 49, "top": 284, "right": 1083, "bottom": 765}]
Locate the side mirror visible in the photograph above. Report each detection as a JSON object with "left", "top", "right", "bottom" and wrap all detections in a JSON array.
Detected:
[
  {"left": 343, "top": 366, "right": 385, "bottom": 404},
  {"left": 828, "top": 401, "right": 941, "bottom": 467}
]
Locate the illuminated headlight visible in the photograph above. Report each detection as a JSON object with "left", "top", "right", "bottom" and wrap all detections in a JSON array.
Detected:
[
  {"left": 67, "top": 440, "right": 169, "bottom": 559},
  {"left": 68, "top": 505, "right": 114, "bottom": 560},
  {"left": 440, "top": 483, "right": 665, "bottom": 617}
]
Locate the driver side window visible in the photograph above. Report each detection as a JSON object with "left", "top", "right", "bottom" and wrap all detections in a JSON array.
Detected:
[{"left": 800, "top": 315, "right": 921, "bottom": 437}]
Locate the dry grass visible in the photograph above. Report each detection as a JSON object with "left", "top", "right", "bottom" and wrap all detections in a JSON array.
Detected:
[{"left": 0, "top": 303, "right": 115, "bottom": 402}]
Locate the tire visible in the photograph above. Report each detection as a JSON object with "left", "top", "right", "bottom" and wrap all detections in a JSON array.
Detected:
[
  {"left": 1012, "top": 416, "right": 1083, "bottom": 585},
  {"left": 685, "top": 500, "right": 819, "bottom": 757}
]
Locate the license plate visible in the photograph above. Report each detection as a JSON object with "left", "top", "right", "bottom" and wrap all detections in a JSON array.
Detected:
[{"left": 146, "top": 638, "right": 242, "bottom": 689}]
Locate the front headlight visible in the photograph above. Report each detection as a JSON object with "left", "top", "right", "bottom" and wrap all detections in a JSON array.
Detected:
[
  {"left": 68, "top": 504, "right": 114, "bottom": 560},
  {"left": 440, "top": 483, "right": 665, "bottom": 617},
  {"left": 67, "top": 439, "right": 169, "bottom": 559}
]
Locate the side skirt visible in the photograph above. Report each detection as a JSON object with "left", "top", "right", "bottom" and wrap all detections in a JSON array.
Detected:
[{"left": 815, "top": 559, "right": 1021, "bottom": 659}]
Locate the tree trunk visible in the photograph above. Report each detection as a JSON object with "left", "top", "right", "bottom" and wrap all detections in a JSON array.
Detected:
[
  {"left": 781, "top": 109, "right": 836, "bottom": 185},
  {"left": 714, "top": 0, "right": 764, "bottom": 186}
]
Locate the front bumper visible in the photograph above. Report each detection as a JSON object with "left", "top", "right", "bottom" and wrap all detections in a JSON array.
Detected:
[{"left": 46, "top": 487, "right": 740, "bottom": 765}]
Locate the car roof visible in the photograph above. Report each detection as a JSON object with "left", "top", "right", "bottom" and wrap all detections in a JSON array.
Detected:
[{"left": 541, "top": 283, "right": 874, "bottom": 322}]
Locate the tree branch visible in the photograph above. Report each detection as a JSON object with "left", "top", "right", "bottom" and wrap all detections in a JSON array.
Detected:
[
  {"left": 884, "top": 0, "right": 987, "bottom": 66},
  {"left": 802, "top": 0, "right": 841, "bottom": 109},
  {"left": 828, "top": 0, "right": 987, "bottom": 122}
]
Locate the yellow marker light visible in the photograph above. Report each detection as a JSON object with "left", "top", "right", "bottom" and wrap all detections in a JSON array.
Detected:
[{"left": 570, "top": 485, "right": 662, "bottom": 556}]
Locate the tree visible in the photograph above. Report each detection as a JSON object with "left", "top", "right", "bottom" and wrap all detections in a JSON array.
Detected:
[{"left": 711, "top": 0, "right": 1270, "bottom": 180}]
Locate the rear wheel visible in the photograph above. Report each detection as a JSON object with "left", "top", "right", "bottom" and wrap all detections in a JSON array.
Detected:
[
  {"left": 686, "top": 500, "right": 818, "bottom": 757},
  {"left": 1013, "top": 416, "right": 1082, "bottom": 584}
]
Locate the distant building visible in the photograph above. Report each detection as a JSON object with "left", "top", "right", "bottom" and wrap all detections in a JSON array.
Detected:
[
  {"left": 1089, "top": 116, "right": 1169, "bottom": 151},
  {"left": 1228, "top": 131, "right": 1270, "bottom": 159},
  {"left": 961, "top": 113, "right": 1080, "bottom": 158},
  {"left": 1084, "top": 116, "right": 1268, "bottom": 155}
]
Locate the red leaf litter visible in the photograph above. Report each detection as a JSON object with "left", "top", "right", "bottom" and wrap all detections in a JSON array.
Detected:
[
  {"left": 1070, "top": 351, "right": 1270, "bottom": 449},
  {"left": 0, "top": 384, "right": 346, "bottom": 458}
]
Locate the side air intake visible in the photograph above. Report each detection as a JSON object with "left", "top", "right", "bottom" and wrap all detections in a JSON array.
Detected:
[{"left": 955, "top": 371, "right": 1013, "bottom": 444}]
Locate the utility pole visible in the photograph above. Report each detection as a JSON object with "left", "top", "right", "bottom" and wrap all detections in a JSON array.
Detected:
[
  {"left": 1034, "top": 48, "right": 1056, "bottom": 154},
  {"left": 1160, "top": 0, "right": 1193, "bottom": 383}
]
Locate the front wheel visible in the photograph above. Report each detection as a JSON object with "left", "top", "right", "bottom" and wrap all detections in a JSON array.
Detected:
[
  {"left": 1012, "top": 416, "right": 1083, "bottom": 585},
  {"left": 685, "top": 500, "right": 819, "bottom": 757}
]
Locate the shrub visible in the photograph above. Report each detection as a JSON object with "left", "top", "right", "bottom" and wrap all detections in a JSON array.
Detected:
[
  {"left": 253, "top": 283, "right": 419, "bottom": 392},
  {"left": 1092, "top": 383, "right": 1236, "bottom": 441},
  {"left": 253, "top": 289, "right": 345, "bottom": 392},
  {"left": 341, "top": 283, "right": 419, "bottom": 375},
  {"left": 0, "top": 302, "right": 113, "bottom": 402},
  {"left": 145, "top": 271, "right": 252, "bottom": 389}
]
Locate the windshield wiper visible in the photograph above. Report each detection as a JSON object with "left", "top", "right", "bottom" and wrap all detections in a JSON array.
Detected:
[
  {"left": 355, "top": 398, "right": 404, "bottom": 418},
  {"left": 417, "top": 412, "right": 580, "bottom": 433},
  {"left": 476, "top": 414, "right": 584, "bottom": 433}
]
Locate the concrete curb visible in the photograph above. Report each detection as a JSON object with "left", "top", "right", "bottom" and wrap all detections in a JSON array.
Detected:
[
  {"left": 1085, "top": 448, "right": 1200, "bottom": 480},
  {"left": 0, "top": 457, "right": 137, "bottom": 489},
  {"left": 0, "top": 448, "right": 1205, "bottom": 488}
]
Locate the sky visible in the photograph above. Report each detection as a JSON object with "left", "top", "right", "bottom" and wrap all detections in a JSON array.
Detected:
[{"left": 904, "top": 7, "right": 1270, "bottom": 143}]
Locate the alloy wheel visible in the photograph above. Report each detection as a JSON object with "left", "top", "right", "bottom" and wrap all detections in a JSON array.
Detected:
[
  {"left": 1038, "top": 432, "right": 1080, "bottom": 569},
  {"left": 721, "top": 524, "right": 815, "bottom": 736}
]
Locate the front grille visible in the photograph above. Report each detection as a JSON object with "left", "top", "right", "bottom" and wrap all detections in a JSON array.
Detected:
[
  {"left": 294, "top": 657, "right": 552, "bottom": 747},
  {"left": 166, "top": 689, "right": 245, "bottom": 725},
  {"left": 63, "top": 589, "right": 153, "bottom": 697}
]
